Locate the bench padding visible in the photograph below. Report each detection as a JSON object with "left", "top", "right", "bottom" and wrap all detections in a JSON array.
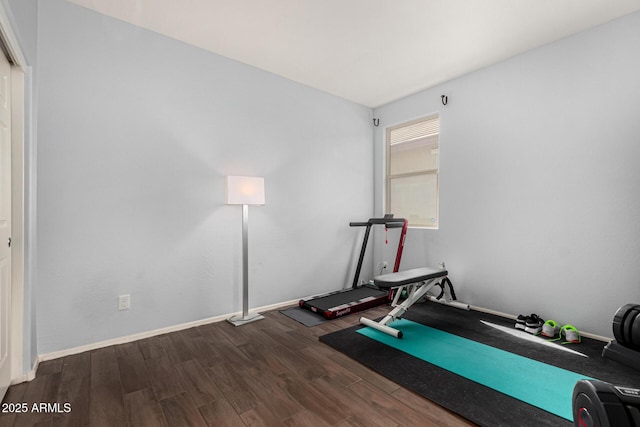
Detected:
[{"left": 373, "top": 267, "right": 448, "bottom": 289}]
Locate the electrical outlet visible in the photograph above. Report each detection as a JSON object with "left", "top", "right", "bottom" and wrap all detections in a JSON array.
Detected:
[{"left": 118, "top": 294, "right": 131, "bottom": 310}]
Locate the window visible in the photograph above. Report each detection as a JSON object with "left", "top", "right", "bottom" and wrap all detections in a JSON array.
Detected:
[{"left": 386, "top": 115, "right": 440, "bottom": 228}]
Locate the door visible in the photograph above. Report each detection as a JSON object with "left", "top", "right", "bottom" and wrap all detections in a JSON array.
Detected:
[{"left": 0, "top": 49, "right": 11, "bottom": 398}]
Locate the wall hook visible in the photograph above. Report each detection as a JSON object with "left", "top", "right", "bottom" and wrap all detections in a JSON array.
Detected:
[
  {"left": 373, "top": 118, "right": 380, "bottom": 127},
  {"left": 441, "top": 95, "right": 448, "bottom": 106}
]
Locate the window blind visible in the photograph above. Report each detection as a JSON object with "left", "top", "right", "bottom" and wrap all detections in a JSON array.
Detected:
[{"left": 389, "top": 116, "right": 439, "bottom": 146}]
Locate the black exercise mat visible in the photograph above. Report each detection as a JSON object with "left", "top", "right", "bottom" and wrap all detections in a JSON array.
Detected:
[
  {"left": 280, "top": 306, "right": 328, "bottom": 327},
  {"left": 320, "top": 303, "right": 640, "bottom": 427}
]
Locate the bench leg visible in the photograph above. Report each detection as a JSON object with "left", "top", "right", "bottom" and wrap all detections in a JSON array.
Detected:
[
  {"left": 426, "top": 281, "right": 470, "bottom": 311},
  {"left": 359, "top": 278, "right": 441, "bottom": 338}
]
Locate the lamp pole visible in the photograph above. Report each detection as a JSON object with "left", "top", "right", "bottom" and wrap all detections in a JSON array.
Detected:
[
  {"left": 241, "top": 203, "right": 249, "bottom": 318},
  {"left": 226, "top": 175, "right": 265, "bottom": 326}
]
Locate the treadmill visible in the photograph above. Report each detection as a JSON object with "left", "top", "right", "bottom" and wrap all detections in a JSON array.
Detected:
[{"left": 298, "top": 215, "right": 408, "bottom": 319}]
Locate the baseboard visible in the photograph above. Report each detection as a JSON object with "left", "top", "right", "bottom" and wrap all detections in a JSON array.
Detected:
[
  {"left": 10, "top": 357, "right": 38, "bottom": 385},
  {"left": 38, "top": 299, "right": 299, "bottom": 363}
]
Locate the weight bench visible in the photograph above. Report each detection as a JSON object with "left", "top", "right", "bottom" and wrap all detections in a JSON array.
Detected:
[{"left": 359, "top": 267, "right": 469, "bottom": 338}]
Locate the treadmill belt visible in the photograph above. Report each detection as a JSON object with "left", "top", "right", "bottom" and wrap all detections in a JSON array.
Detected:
[{"left": 310, "top": 287, "right": 387, "bottom": 311}]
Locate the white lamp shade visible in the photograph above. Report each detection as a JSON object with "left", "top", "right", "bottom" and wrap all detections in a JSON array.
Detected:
[{"left": 225, "top": 176, "right": 265, "bottom": 205}]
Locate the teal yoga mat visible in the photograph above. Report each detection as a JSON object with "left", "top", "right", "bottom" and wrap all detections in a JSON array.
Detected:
[{"left": 357, "top": 319, "right": 593, "bottom": 421}]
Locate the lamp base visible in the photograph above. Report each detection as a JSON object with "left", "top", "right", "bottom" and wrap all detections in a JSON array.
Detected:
[{"left": 227, "top": 312, "right": 265, "bottom": 327}]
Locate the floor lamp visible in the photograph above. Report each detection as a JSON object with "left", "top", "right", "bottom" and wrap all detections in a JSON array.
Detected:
[{"left": 225, "top": 176, "right": 265, "bottom": 326}]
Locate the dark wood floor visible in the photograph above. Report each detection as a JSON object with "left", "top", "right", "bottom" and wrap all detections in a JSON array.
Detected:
[{"left": 0, "top": 305, "right": 475, "bottom": 426}]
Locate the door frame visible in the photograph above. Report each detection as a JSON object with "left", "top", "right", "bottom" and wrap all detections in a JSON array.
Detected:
[{"left": 0, "top": 3, "right": 29, "bottom": 384}]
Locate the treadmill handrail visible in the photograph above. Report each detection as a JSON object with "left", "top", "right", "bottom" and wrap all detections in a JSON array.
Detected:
[
  {"left": 349, "top": 216, "right": 408, "bottom": 289},
  {"left": 349, "top": 217, "right": 407, "bottom": 227}
]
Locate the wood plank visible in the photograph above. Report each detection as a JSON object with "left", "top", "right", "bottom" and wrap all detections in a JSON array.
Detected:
[
  {"left": 89, "top": 383, "right": 127, "bottom": 427},
  {"left": 41, "top": 373, "right": 62, "bottom": 407},
  {"left": 260, "top": 327, "right": 309, "bottom": 352},
  {"left": 283, "top": 409, "right": 332, "bottom": 427},
  {"left": 145, "top": 355, "right": 185, "bottom": 401},
  {"left": 198, "top": 398, "right": 246, "bottom": 427},
  {"left": 310, "top": 376, "right": 400, "bottom": 427},
  {"left": 189, "top": 336, "right": 225, "bottom": 368},
  {"left": 115, "top": 342, "right": 150, "bottom": 394},
  {"left": 54, "top": 377, "right": 90, "bottom": 426},
  {"left": 0, "top": 381, "right": 28, "bottom": 427},
  {"left": 138, "top": 336, "right": 167, "bottom": 360},
  {"left": 278, "top": 372, "right": 350, "bottom": 425},
  {"left": 124, "top": 387, "right": 167, "bottom": 427},
  {"left": 154, "top": 334, "right": 183, "bottom": 365},
  {"left": 180, "top": 326, "right": 202, "bottom": 339},
  {"left": 334, "top": 417, "right": 376, "bottom": 427},
  {"left": 297, "top": 346, "right": 360, "bottom": 388},
  {"left": 239, "top": 403, "right": 286, "bottom": 427},
  {"left": 205, "top": 362, "right": 258, "bottom": 414},
  {"left": 262, "top": 310, "right": 298, "bottom": 333},
  {"left": 90, "top": 347, "right": 120, "bottom": 389},
  {"left": 201, "top": 335, "right": 255, "bottom": 373},
  {"left": 239, "top": 368, "right": 302, "bottom": 421},
  {"left": 51, "top": 352, "right": 91, "bottom": 427},
  {"left": 159, "top": 392, "right": 207, "bottom": 427},
  {"left": 89, "top": 348, "right": 126, "bottom": 427},
  {"left": 347, "top": 379, "right": 444, "bottom": 427},
  {"left": 211, "top": 319, "right": 254, "bottom": 347},
  {"left": 167, "top": 331, "right": 197, "bottom": 364},
  {"left": 196, "top": 322, "right": 235, "bottom": 346},
  {"left": 60, "top": 352, "right": 91, "bottom": 384},
  {"left": 34, "top": 359, "right": 63, "bottom": 376},
  {"left": 13, "top": 375, "right": 51, "bottom": 427},
  {"left": 323, "top": 349, "right": 401, "bottom": 394},
  {"left": 390, "top": 386, "right": 474, "bottom": 427},
  {"left": 174, "top": 359, "right": 222, "bottom": 407},
  {"left": 236, "top": 342, "right": 289, "bottom": 377},
  {"left": 14, "top": 372, "right": 63, "bottom": 427},
  {"left": 1, "top": 379, "right": 27, "bottom": 403}
]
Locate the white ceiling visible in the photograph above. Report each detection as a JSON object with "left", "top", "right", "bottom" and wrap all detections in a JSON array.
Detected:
[{"left": 68, "top": 0, "right": 640, "bottom": 108}]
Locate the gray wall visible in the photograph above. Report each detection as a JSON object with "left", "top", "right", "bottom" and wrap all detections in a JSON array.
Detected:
[
  {"left": 374, "top": 10, "right": 640, "bottom": 338},
  {"left": 33, "top": 0, "right": 373, "bottom": 353}
]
